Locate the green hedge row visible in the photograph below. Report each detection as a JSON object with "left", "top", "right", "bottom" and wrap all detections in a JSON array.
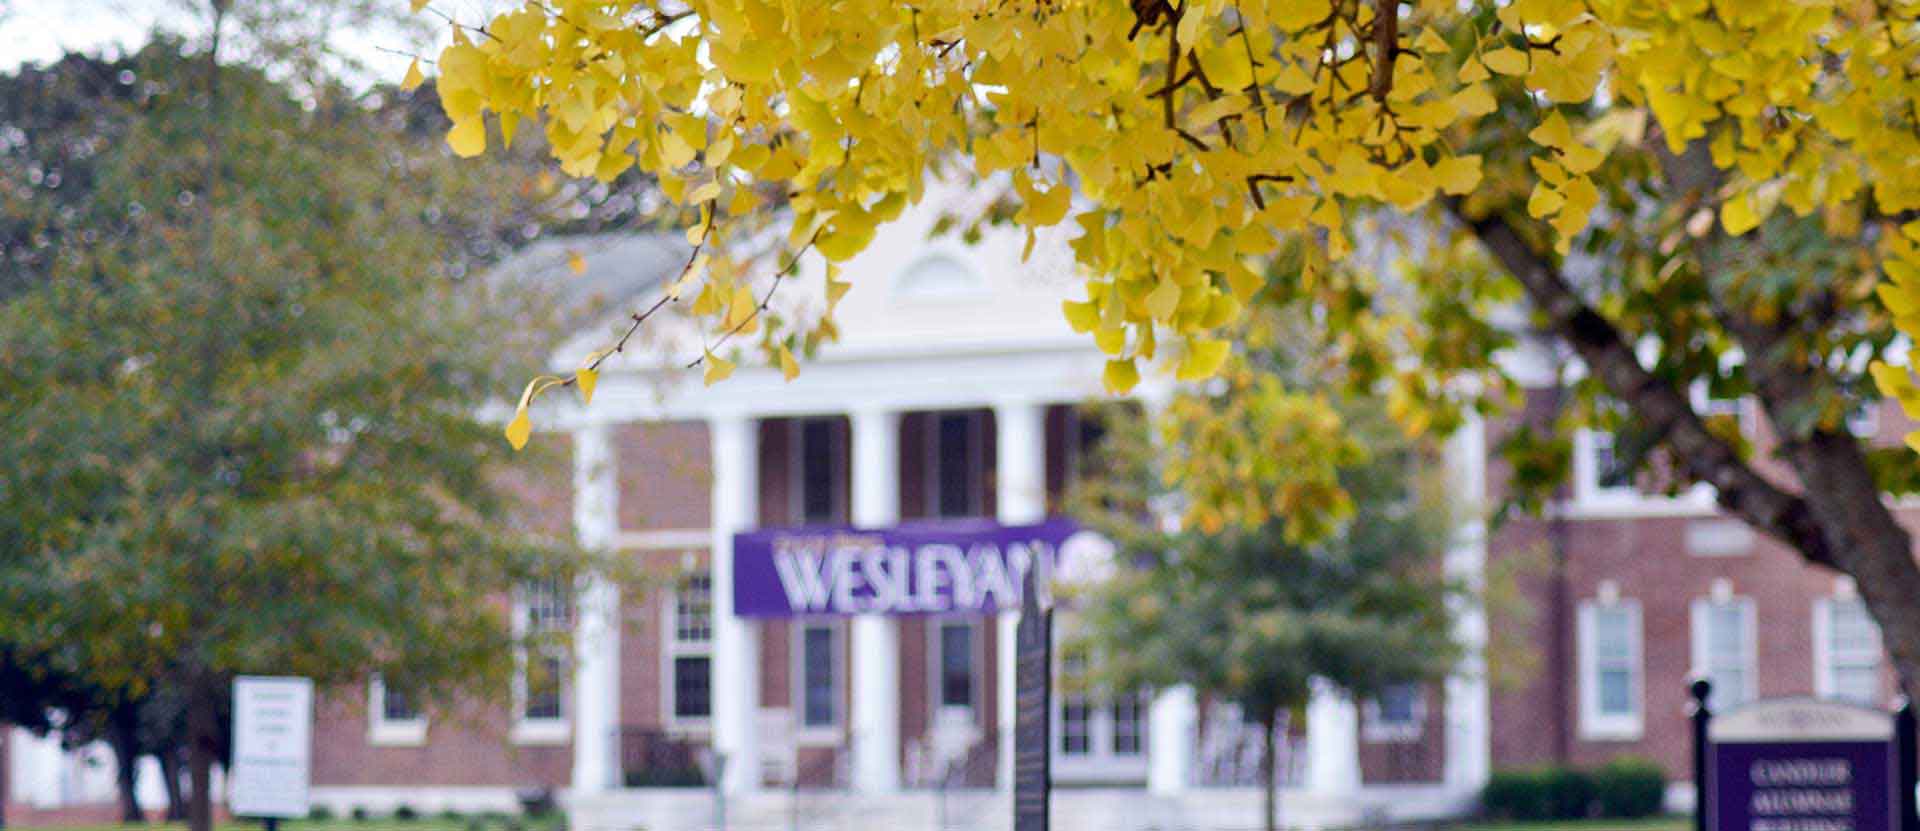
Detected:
[{"left": 1482, "top": 757, "right": 1667, "bottom": 820}]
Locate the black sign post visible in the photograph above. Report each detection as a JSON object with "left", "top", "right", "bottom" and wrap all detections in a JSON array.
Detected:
[
  {"left": 1691, "top": 682, "right": 1919, "bottom": 831},
  {"left": 1013, "top": 567, "right": 1052, "bottom": 831}
]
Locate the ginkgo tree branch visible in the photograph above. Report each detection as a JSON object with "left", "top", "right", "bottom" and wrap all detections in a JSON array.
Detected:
[
  {"left": 1447, "top": 198, "right": 1837, "bottom": 568},
  {"left": 686, "top": 226, "right": 824, "bottom": 369}
]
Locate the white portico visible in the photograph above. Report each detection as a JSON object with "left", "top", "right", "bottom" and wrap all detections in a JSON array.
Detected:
[{"left": 539, "top": 183, "right": 1492, "bottom": 830}]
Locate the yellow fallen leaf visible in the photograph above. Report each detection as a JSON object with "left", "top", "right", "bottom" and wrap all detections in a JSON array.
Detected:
[{"left": 567, "top": 250, "right": 586, "bottom": 275}]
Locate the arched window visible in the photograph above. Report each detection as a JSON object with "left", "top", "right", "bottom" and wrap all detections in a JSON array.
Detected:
[{"left": 894, "top": 253, "right": 982, "bottom": 298}]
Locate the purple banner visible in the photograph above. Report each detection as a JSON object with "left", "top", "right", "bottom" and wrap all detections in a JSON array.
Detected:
[
  {"left": 731, "top": 518, "right": 1096, "bottom": 617},
  {"left": 1713, "top": 740, "right": 1895, "bottom": 831}
]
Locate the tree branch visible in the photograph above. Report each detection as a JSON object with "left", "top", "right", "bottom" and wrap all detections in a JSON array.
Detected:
[{"left": 1446, "top": 198, "right": 1836, "bottom": 568}]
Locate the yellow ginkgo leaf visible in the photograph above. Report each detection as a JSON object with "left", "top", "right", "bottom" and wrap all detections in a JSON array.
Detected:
[
  {"left": 446, "top": 118, "right": 486, "bottom": 158},
  {"left": 703, "top": 351, "right": 735, "bottom": 386},
  {"left": 505, "top": 407, "right": 532, "bottom": 450},
  {"left": 1062, "top": 300, "right": 1099, "bottom": 333},
  {"left": 1721, "top": 192, "right": 1765, "bottom": 236},
  {"left": 567, "top": 250, "right": 586, "bottom": 275},
  {"left": 1482, "top": 47, "right": 1530, "bottom": 76},
  {"left": 410, "top": 0, "right": 430, "bottom": 11},
  {"left": 401, "top": 59, "right": 425, "bottom": 92},
  {"left": 1414, "top": 29, "right": 1450, "bottom": 54},
  {"left": 1177, "top": 339, "right": 1231, "bottom": 381},
  {"left": 779, "top": 345, "right": 800, "bottom": 381},
  {"left": 1103, "top": 358, "right": 1141, "bottom": 394}
]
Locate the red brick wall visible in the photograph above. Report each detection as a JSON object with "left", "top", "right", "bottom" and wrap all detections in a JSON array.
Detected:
[
  {"left": 1358, "top": 683, "right": 1447, "bottom": 784},
  {"left": 1483, "top": 389, "right": 1911, "bottom": 784},
  {"left": 616, "top": 421, "right": 710, "bottom": 532},
  {"left": 311, "top": 433, "right": 575, "bottom": 789}
]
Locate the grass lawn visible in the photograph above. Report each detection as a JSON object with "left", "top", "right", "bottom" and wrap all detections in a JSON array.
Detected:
[{"left": 1446, "top": 818, "right": 1689, "bottom": 831}]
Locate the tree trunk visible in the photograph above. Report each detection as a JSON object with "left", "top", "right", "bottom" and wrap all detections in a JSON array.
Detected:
[
  {"left": 1260, "top": 708, "right": 1279, "bottom": 831},
  {"left": 160, "top": 750, "right": 188, "bottom": 823},
  {"left": 109, "top": 714, "right": 145, "bottom": 824},
  {"left": 187, "top": 683, "right": 218, "bottom": 831}
]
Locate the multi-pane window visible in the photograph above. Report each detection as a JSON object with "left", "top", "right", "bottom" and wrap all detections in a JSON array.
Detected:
[
  {"left": 798, "top": 622, "right": 839, "bottom": 728},
  {"left": 520, "top": 579, "right": 572, "bottom": 722},
  {"left": 792, "top": 418, "right": 844, "bottom": 525},
  {"left": 937, "top": 621, "right": 975, "bottom": 711},
  {"left": 930, "top": 412, "right": 982, "bottom": 518},
  {"left": 1822, "top": 597, "right": 1882, "bottom": 706},
  {"left": 1590, "top": 431, "right": 1633, "bottom": 491},
  {"left": 1060, "top": 651, "right": 1091, "bottom": 756},
  {"left": 669, "top": 572, "right": 714, "bottom": 722},
  {"left": 1362, "top": 683, "right": 1425, "bottom": 742},
  {"left": 1580, "top": 599, "right": 1642, "bottom": 739},
  {"left": 1695, "top": 597, "right": 1756, "bottom": 712},
  {"left": 1593, "top": 609, "right": 1634, "bottom": 717},
  {"left": 382, "top": 683, "right": 420, "bottom": 722},
  {"left": 1110, "top": 694, "right": 1144, "bottom": 756}
]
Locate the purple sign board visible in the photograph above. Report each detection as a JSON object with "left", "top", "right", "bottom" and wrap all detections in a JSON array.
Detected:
[
  {"left": 731, "top": 518, "right": 1099, "bottom": 618},
  {"left": 1709, "top": 699, "right": 1899, "bottom": 831}
]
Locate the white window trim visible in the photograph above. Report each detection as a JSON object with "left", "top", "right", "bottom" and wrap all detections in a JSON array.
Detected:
[
  {"left": 1813, "top": 585, "right": 1883, "bottom": 705},
  {"left": 511, "top": 585, "right": 571, "bottom": 746},
  {"left": 367, "top": 677, "right": 428, "bottom": 747},
  {"left": 928, "top": 617, "right": 984, "bottom": 722},
  {"left": 787, "top": 418, "right": 846, "bottom": 527},
  {"left": 1577, "top": 598, "right": 1644, "bottom": 741},
  {"left": 1361, "top": 684, "right": 1428, "bottom": 744},
  {"left": 925, "top": 410, "right": 986, "bottom": 519},
  {"left": 661, "top": 570, "right": 714, "bottom": 735},
  {"left": 1689, "top": 594, "right": 1759, "bottom": 711},
  {"left": 1570, "top": 428, "right": 1716, "bottom": 517},
  {"left": 1049, "top": 629, "right": 1149, "bottom": 784},
  {"left": 1848, "top": 401, "right": 1881, "bottom": 439},
  {"left": 790, "top": 618, "right": 844, "bottom": 744}
]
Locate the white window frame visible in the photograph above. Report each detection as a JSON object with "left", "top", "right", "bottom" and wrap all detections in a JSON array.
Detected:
[
  {"left": 928, "top": 617, "right": 983, "bottom": 722},
  {"left": 367, "top": 676, "right": 427, "bottom": 747},
  {"left": 1362, "top": 683, "right": 1427, "bottom": 743},
  {"left": 1577, "top": 597, "right": 1644, "bottom": 741},
  {"left": 790, "top": 618, "right": 844, "bottom": 743},
  {"left": 1050, "top": 636, "right": 1149, "bottom": 784},
  {"left": 925, "top": 410, "right": 985, "bottom": 519},
  {"left": 1814, "top": 582, "right": 1883, "bottom": 706},
  {"left": 1847, "top": 401, "right": 1881, "bottom": 439},
  {"left": 1573, "top": 428, "right": 1639, "bottom": 507},
  {"left": 511, "top": 580, "right": 572, "bottom": 746},
  {"left": 662, "top": 569, "right": 715, "bottom": 734},
  {"left": 787, "top": 417, "right": 846, "bottom": 526},
  {"left": 1690, "top": 591, "right": 1759, "bottom": 712}
]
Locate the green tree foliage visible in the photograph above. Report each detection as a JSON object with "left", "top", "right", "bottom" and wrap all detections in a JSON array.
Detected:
[
  {"left": 0, "top": 38, "right": 607, "bottom": 831},
  {"left": 1068, "top": 303, "right": 1464, "bottom": 831}
]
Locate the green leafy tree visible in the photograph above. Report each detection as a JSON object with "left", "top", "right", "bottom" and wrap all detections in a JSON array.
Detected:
[
  {"left": 1070, "top": 304, "right": 1465, "bottom": 831},
  {"left": 0, "top": 38, "right": 605, "bottom": 831}
]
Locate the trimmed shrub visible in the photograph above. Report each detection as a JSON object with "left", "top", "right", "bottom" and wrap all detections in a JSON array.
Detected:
[
  {"left": 1542, "top": 767, "right": 1596, "bottom": 819},
  {"left": 351, "top": 806, "right": 371, "bottom": 822},
  {"left": 1483, "top": 769, "right": 1554, "bottom": 820},
  {"left": 1595, "top": 756, "right": 1668, "bottom": 818},
  {"left": 309, "top": 806, "right": 336, "bottom": 822},
  {"left": 1483, "top": 767, "right": 1595, "bottom": 820},
  {"left": 393, "top": 805, "right": 419, "bottom": 821}
]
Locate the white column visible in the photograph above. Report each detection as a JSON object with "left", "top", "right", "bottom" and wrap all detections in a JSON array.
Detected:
[
  {"left": 993, "top": 400, "right": 1047, "bottom": 789},
  {"left": 850, "top": 407, "right": 902, "bottom": 794},
  {"left": 710, "top": 412, "right": 761, "bottom": 793},
  {"left": 1147, "top": 686, "right": 1196, "bottom": 795},
  {"left": 1444, "top": 414, "right": 1492, "bottom": 794},
  {"left": 571, "top": 424, "right": 621, "bottom": 793},
  {"left": 1305, "top": 678, "right": 1362, "bottom": 795}
]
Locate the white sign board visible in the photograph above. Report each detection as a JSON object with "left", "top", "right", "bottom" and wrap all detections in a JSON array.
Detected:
[{"left": 229, "top": 676, "right": 313, "bottom": 818}]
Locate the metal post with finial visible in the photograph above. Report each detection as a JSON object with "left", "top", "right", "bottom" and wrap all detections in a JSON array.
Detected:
[
  {"left": 1689, "top": 678, "right": 1712, "bottom": 831},
  {"left": 1897, "top": 697, "right": 1917, "bottom": 831}
]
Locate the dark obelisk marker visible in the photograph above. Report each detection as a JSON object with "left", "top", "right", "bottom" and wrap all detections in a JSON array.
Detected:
[{"left": 1013, "top": 566, "right": 1052, "bottom": 831}]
